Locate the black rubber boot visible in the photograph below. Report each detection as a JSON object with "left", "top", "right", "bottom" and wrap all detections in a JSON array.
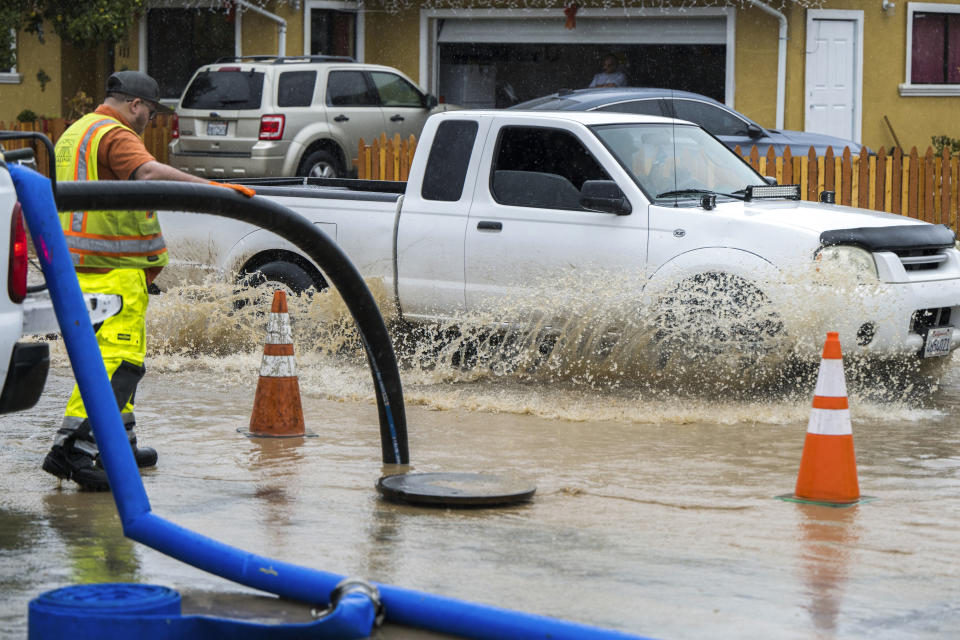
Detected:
[
  {"left": 130, "top": 435, "right": 158, "bottom": 468},
  {"left": 41, "top": 432, "right": 110, "bottom": 492}
]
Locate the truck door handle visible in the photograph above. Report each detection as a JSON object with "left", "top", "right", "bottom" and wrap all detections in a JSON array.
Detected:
[
  {"left": 334, "top": 115, "right": 349, "bottom": 122},
  {"left": 390, "top": 114, "right": 405, "bottom": 122},
  {"left": 477, "top": 221, "right": 502, "bottom": 231}
]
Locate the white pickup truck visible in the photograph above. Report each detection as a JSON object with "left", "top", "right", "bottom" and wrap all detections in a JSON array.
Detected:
[{"left": 160, "top": 111, "right": 960, "bottom": 364}]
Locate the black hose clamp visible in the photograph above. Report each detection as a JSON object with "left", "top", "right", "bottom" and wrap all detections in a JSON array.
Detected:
[{"left": 313, "top": 577, "right": 385, "bottom": 627}]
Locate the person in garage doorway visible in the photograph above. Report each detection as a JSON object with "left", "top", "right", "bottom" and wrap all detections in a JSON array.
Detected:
[
  {"left": 42, "top": 70, "right": 253, "bottom": 491},
  {"left": 589, "top": 54, "right": 628, "bottom": 88}
]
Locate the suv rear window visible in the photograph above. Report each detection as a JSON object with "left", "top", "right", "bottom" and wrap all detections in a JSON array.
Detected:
[{"left": 181, "top": 70, "right": 265, "bottom": 110}]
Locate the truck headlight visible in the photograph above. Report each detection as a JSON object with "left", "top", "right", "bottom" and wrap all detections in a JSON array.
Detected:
[{"left": 815, "top": 245, "right": 878, "bottom": 281}]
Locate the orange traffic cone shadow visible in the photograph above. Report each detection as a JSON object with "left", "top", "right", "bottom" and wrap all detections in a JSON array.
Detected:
[
  {"left": 241, "top": 290, "right": 315, "bottom": 438},
  {"left": 778, "top": 332, "right": 872, "bottom": 507}
]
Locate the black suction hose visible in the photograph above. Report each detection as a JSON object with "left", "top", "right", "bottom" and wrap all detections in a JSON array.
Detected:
[{"left": 55, "top": 180, "right": 409, "bottom": 465}]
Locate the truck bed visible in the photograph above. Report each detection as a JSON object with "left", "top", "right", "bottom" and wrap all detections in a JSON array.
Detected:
[{"left": 215, "top": 176, "right": 406, "bottom": 198}]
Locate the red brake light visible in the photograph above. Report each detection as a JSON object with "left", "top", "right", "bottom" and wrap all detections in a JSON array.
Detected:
[
  {"left": 259, "top": 115, "right": 285, "bottom": 141},
  {"left": 218, "top": 66, "right": 241, "bottom": 72},
  {"left": 171, "top": 113, "right": 180, "bottom": 139},
  {"left": 9, "top": 202, "right": 27, "bottom": 303}
]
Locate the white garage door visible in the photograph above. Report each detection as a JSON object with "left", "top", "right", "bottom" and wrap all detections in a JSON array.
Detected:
[{"left": 437, "top": 16, "right": 727, "bottom": 45}]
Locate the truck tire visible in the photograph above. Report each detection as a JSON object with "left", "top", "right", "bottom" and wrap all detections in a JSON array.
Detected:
[
  {"left": 245, "top": 260, "right": 323, "bottom": 295},
  {"left": 298, "top": 149, "right": 341, "bottom": 179},
  {"left": 649, "top": 272, "right": 784, "bottom": 370}
]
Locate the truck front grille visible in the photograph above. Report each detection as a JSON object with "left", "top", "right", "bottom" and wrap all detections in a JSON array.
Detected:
[
  {"left": 895, "top": 248, "right": 948, "bottom": 271},
  {"left": 911, "top": 307, "right": 953, "bottom": 333}
]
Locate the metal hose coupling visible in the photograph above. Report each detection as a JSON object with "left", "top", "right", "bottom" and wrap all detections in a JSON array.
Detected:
[{"left": 313, "top": 577, "right": 385, "bottom": 627}]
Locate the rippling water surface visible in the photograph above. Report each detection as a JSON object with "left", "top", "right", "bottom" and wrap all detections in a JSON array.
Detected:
[{"left": 1, "top": 283, "right": 959, "bottom": 639}]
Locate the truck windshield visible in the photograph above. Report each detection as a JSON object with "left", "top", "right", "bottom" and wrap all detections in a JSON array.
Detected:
[
  {"left": 181, "top": 70, "right": 265, "bottom": 110},
  {"left": 591, "top": 123, "right": 765, "bottom": 202}
]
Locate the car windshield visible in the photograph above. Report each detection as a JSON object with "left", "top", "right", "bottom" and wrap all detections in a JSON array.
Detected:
[
  {"left": 181, "top": 70, "right": 265, "bottom": 110},
  {"left": 591, "top": 123, "right": 765, "bottom": 201}
]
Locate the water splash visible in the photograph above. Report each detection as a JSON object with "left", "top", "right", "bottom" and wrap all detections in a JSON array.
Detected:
[{"left": 40, "top": 267, "right": 935, "bottom": 424}]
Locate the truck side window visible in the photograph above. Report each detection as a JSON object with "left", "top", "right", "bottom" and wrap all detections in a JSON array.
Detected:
[
  {"left": 278, "top": 71, "right": 317, "bottom": 107},
  {"left": 491, "top": 126, "right": 610, "bottom": 210},
  {"left": 421, "top": 120, "right": 479, "bottom": 201},
  {"left": 326, "top": 70, "right": 377, "bottom": 106}
]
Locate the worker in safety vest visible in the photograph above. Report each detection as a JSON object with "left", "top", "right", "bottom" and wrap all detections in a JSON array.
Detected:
[{"left": 42, "top": 71, "right": 253, "bottom": 491}]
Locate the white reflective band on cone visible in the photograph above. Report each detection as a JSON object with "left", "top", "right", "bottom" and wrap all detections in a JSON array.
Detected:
[
  {"left": 260, "top": 354, "right": 297, "bottom": 377},
  {"left": 813, "top": 359, "right": 848, "bottom": 397},
  {"left": 266, "top": 313, "right": 293, "bottom": 344},
  {"left": 807, "top": 408, "right": 853, "bottom": 436}
]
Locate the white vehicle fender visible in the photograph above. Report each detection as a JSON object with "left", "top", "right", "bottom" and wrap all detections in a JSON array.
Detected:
[
  {"left": 644, "top": 247, "right": 784, "bottom": 305},
  {"left": 224, "top": 225, "right": 336, "bottom": 282}
]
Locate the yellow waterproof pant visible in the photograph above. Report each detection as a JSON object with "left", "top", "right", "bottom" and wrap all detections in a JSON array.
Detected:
[{"left": 62, "top": 269, "right": 149, "bottom": 432}]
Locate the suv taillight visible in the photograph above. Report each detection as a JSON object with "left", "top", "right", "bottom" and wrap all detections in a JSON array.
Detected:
[
  {"left": 259, "top": 115, "right": 285, "bottom": 141},
  {"left": 9, "top": 202, "right": 27, "bottom": 303},
  {"left": 171, "top": 113, "right": 180, "bottom": 139}
]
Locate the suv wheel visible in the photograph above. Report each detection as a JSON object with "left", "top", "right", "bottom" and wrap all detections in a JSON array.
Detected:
[{"left": 298, "top": 150, "right": 341, "bottom": 178}]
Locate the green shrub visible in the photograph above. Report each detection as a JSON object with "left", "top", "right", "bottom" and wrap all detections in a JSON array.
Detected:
[
  {"left": 16, "top": 109, "right": 38, "bottom": 123},
  {"left": 932, "top": 135, "right": 960, "bottom": 155}
]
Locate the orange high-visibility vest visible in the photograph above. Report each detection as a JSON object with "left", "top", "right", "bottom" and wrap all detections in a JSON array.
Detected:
[{"left": 55, "top": 112, "right": 168, "bottom": 269}]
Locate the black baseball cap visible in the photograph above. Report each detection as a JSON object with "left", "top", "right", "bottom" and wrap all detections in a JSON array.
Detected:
[{"left": 105, "top": 71, "right": 174, "bottom": 114}]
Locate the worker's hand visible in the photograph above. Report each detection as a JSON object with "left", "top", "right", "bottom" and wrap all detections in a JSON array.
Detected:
[{"left": 208, "top": 181, "right": 255, "bottom": 198}]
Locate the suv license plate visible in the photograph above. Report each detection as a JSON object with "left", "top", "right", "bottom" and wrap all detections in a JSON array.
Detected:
[
  {"left": 923, "top": 327, "right": 952, "bottom": 358},
  {"left": 207, "top": 121, "right": 227, "bottom": 136}
]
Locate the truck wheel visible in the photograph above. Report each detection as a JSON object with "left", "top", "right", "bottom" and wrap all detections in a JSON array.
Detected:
[
  {"left": 298, "top": 150, "right": 341, "bottom": 179},
  {"left": 236, "top": 261, "right": 326, "bottom": 310},
  {"left": 649, "top": 272, "right": 784, "bottom": 370},
  {"left": 245, "top": 261, "right": 323, "bottom": 295}
]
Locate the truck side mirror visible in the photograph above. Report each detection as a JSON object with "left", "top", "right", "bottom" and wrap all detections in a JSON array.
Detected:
[
  {"left": 424, "top": 94, "right": 439, "bottom": 108},
  {"left": 580, "top": 180, "right": 632, "bottom": 215},
  {"left": 746, "top": 124, "right": 764, "bottom": 139}
]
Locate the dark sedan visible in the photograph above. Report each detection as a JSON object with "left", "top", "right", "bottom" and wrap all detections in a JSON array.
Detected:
[{"left": 510, "top": 88, "right": 870, "bottom": 157}]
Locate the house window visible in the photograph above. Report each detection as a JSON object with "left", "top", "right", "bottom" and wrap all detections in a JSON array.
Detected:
[
  {"left": 902, "top": 2, "right": 960, "bottom": 95},
  {"left": 146, "top": 8, "right": 235, "bottom": 100},
  {"left": 0, "top": 29, "right": 20, "bottom": 84},
  {"left": 305, "top": 1, "right": 362, "bottom": 60},
  {"left": 911, "top": 11, "right": 960, "bottom": 83}
]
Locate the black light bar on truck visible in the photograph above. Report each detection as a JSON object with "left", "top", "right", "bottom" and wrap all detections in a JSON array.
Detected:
[{"left": 744, "top": 184, "right": 801, "bottom": 201}]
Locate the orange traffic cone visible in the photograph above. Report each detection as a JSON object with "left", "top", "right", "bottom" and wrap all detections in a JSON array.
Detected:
[
  {"left": 782, "top": 332, "right": 862, "bottom": 506},
  {"left": 244, "top": 290, "right": 312, "bottom": 438}
]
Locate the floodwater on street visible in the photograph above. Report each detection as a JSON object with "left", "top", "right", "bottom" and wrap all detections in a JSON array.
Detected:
[{"left": 2, "top": 282, "right": 960, "bottom": 639}]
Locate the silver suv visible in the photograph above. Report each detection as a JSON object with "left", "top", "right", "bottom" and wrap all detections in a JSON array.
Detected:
[{"left": 169, "top": 56, "right": 440, "bottom": 179}]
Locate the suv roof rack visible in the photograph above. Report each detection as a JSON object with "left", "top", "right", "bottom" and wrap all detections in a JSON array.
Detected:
[{"left": 213, "top": 55, "right": 356, "bottom": 64}]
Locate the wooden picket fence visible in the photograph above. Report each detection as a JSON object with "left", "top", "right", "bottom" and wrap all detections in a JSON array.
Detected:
[
  {"left": 737, "top": 144, "right": 960, "bottom": 232},
  {"left": 354, "top": 134, "right": 417, "bottom": 181},
  {"left": 0, "top": 115, "right": 174, "bottom": 171}
]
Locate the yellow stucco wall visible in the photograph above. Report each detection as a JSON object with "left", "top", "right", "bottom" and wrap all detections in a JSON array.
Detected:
[
  {"left": 786, "top": 1, "right": 960, "bottom": 153},
  {"left": 733, "top": 6, "right": 781, "bottom": 129},
  {"left": 241, "top": 3, "right": 303, "bottom": 58},
  {"left": 1, "top": 27, "right": 65, "bottom": 122},
  {"left": 4, "top": 1, "right": 956, "bottom": 153},
  {"left": 365, "top": 11, "right": 421, "bottom": 83}
]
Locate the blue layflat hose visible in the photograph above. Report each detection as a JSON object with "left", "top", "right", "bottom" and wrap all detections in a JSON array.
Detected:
[{"left": 11, "top": 165, "right": 648, "bottom": 640}]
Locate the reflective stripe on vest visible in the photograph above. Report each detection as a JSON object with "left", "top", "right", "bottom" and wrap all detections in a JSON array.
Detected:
[{"left": 55, "top": 113, "right": 168, "bottom": 269}]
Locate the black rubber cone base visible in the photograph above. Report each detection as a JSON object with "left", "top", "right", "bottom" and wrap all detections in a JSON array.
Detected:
[{"left": 377, "top": 472, "right": 536, "bottom": 508}]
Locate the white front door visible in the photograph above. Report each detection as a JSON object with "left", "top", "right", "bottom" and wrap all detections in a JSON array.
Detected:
[{"left": 805, "top": 12, "right": 863, "bottom": 143}]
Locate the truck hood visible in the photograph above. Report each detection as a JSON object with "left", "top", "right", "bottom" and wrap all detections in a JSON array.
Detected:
[{"left": 731, "top": 199, "right": 931, "bottom": 237}]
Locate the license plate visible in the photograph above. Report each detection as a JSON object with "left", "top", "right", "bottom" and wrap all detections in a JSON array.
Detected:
[
  {"left": 207, "top": 121, "right": 227, "bottom": 136},
  {"left": 923, "top": 326, "right": 953, "bottom": 358}
]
